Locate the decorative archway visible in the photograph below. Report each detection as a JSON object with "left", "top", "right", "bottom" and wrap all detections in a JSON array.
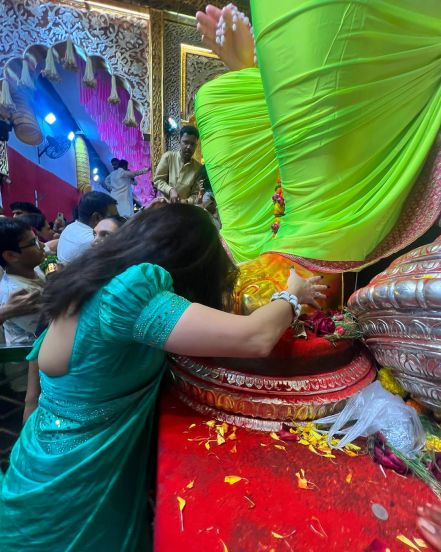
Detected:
[{"left": 0, "top": 0, "right": 150, "bottom": 132}]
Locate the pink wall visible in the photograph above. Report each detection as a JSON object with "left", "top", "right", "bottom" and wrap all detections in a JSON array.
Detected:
[
  {"left": 2, "top": 146, "right": 81, "bottom": 221},
  {"left": 80, "top": 69, "right": 154, "bottom": 205}
]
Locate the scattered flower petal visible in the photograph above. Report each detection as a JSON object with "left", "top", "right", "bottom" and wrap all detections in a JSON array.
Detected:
[
  {"left": 206, "top": 420, "right": 216, "bottom": 428},
  {"left": 188, "top": 423, "right": 196, "bottom": 429},
  {"left": 278, "top": 425, "right": 300, "bottom": 442},
  {"left": 217, "top": 434, "right": 226, "bottom": 445},
  {"left": 216, "top": 423, "right": 228, "bottom": 436},
  {"left": 396, "top": 535, "right": 422, "bottom": 551},
  {"left": 295, "top": 469, "right": 309, "bottom": 489},
  {"left": 224, "top": 475, "right": 244, "bottom": 485},
  {"left": 274, "top": 444, "right": 286, "bottom": 451},
  {"left": 243, "top": 495, "right": 255, "bottom": 509},
  {"left": 345, "top": 473, "right": 352, "bottom": 484},
  {"left": 177, "top": 496, "right": 186, "bottom": 532},
  {"left": 270, "top": 432, "right": 280, "bottom": 441},
  {"left": 230, "top": 444, "right": 237, "bottom": 454},
  {"left": 271, "top": 529, "right": 297, "bottom": 540},
  {"left": 205, "top": 441, "right": 211, "bottom": 451},
  {"left": 310, "top": 516, "right": 327, "bottom": 539},
  {"left": 365, "top": 538, "right": 391, "bottom": 552},
  {"left": 177, "top": 496, "right": 186, "bottom": 511},
  {"left": 186, "top": 480, "right": 195, "bottom": 489},
  {"left": 414, "top": 538, "right": 428, "bottom": 548},
  {"left": 220, "top": 538, "right": 229, "bottom": 552}
]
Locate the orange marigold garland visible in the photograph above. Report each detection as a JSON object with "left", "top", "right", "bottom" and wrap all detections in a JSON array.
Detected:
[{"left": 271, "top": 175, "right": 285, "bottom": 237}]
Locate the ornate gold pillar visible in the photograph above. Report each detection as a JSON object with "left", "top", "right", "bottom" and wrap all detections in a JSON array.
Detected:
[{"left": 149, "top": 8, "right": 164, "bottom": 172}]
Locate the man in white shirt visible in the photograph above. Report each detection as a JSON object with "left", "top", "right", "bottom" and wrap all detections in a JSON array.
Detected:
[{"left": 58, "top": 192, "right": 118, "bottom": 265}]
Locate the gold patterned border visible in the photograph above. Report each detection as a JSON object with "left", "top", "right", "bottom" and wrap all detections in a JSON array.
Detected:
[
  {"left": 149, "top": 8, "right": 164, "bottom": 171},
  {"left": 180, "top": 43, "right": 219, "bottom": 123},
  {"left": 0, "top": 142, "right": 8, "bottom": 176}
]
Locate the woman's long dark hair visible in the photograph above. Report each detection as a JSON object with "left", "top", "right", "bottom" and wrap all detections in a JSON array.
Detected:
[{"left": 43, "top": 204, "right": 238, "bottom": 319}]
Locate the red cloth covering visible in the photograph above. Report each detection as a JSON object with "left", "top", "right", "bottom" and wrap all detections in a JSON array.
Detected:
[
  {"left": 2, "top": 147, "right": 81, "bottom": 221},
  {"left": 155, "top": 391, "right": 433, "bottom": 551}
]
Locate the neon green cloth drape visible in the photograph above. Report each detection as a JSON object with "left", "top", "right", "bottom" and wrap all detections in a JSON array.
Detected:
[
  {"left": 195, "top": 68, "right": 278, "bottom": 260},
  {"left": 196, "top": 0, "right": 441, "bottom": 264}
]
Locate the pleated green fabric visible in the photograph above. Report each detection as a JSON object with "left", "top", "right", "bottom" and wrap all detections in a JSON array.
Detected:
[
  {"left": 196, "top": 0, "right": 441, "bottom": 263},
  {"left": 195, "top": 68, "right": 278, "bottom": 261}
]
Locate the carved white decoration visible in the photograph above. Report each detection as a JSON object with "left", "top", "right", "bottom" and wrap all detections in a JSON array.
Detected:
[{"left": 0, "top": 0, "right": 150, "bottom": 132}]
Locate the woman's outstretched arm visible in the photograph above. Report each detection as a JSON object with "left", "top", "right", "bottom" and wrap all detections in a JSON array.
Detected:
[{"left": 164, "top": 269, "right": 326, "bottom": 358}]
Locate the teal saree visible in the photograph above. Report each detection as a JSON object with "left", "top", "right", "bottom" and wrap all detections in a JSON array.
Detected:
[{"left": 0, "top": 263, "right": 190, "bottom": 551}]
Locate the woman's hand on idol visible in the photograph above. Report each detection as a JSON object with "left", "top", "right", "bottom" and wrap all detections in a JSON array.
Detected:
[
  {"left": 287, "top": 268, "right": 327, "bottom": 309},
  {"left": 417, "top": 504, "right": 441, "bottom": 551},
  {"left": 196, "top": 4, "right": 255, "bottom": 71}
]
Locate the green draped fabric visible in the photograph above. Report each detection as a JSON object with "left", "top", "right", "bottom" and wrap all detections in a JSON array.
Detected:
[
  {"left": 0, "top": 264, "right": 190, "bottom": 551},
  {"left": 195, "top": 68, "right": 278, "bottom": 261},
  {"left": 196, "top": 0, "right": 441, "bottom": 264}
]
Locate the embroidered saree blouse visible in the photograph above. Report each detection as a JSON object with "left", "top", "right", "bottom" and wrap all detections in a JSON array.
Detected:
[{"left": 0, "top": 263, "right": 190, "bottom": 551}]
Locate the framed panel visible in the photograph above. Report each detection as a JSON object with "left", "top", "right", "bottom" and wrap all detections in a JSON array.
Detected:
[{"left": 180, "top": 44, "right": 227, "bottom": 124}]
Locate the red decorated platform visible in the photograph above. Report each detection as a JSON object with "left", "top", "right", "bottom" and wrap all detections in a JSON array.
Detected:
[{"left": 155, "top": 391, "right": 433, "bottom": 552}]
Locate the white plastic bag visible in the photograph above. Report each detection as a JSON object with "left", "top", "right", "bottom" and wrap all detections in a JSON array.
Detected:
[{"left": 315, "top": 381, "right": 425, "bottom": 456}]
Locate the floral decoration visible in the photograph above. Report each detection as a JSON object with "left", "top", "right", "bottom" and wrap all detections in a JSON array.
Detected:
[
  {"left": 301, "top": 309, "right": 363, "bottom": 341},
  {"left": 369, "top": 431, "right": 441, "bottom": 499},
  {"left": 377, "top": 368, "right": 407, "bottom": 398},
  {"left": 271, "top": 175, "right": 285, "bottom": 237},
  {"left": 278, "top": 422, "right": 362, "bottom": 459},
  {"left": 40, "top": 254, "right": 57, "bottom": 276}
]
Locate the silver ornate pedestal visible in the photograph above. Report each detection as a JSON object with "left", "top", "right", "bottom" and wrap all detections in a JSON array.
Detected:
[{"left": 348, "top": 238, "right": 441, "bottom": 412}]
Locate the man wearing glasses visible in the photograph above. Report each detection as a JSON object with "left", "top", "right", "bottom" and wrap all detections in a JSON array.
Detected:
[{"left": 0, "top": 218, "right": 45, "bottom": 392}]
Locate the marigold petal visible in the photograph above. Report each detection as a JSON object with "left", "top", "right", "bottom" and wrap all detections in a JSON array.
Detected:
[
  {"left": 177, "top": 496, "right": 186, "bottom": 511},
  {"left": 396, "top": 535, "right": 421, "bottom": 550},
  {"left": 224, "top": 475, "right": 244, "bottom": 485}
]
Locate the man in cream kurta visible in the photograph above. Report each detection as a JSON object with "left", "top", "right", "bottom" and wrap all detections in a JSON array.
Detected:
[{"left": 153, "top": 125, "right": 202, "bottom": 204}]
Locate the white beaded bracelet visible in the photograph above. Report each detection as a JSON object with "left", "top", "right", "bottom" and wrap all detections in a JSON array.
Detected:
[{"left": 270, "top": 291, "right": 301, "bottom": 320}]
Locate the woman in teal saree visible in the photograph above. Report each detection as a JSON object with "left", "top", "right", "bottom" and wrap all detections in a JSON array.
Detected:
[{"left": 0, "top": 204, "right": 325, "bottom": 550}]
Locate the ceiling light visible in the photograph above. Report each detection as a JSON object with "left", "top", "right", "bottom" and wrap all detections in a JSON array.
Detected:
[{"left": 44, "top": 113, "right": 56, "bottom": 125}]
